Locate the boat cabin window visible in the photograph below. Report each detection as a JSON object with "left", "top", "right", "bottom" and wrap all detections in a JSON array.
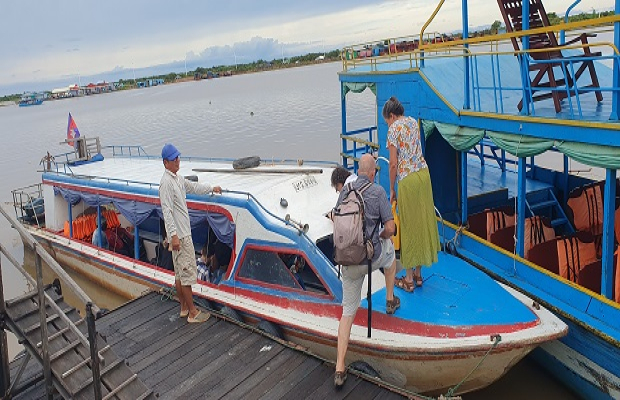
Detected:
[{"left": 238, "top": 248, "right": 329, "bottom": 295}]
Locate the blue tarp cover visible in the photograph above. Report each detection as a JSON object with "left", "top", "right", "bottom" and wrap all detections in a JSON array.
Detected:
[{"left": 53, "top": 186, "right": 235, "bottom": 246}]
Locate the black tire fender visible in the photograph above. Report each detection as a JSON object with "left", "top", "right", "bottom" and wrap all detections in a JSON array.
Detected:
[
  {"left": 233, "top": 156, "right": 261, "bottom": 170},
  {"left": 219, "top": 305, "right": 242, "bottom": 321},
  {"left": 349, "top": 361, "right": 380, "bottom": 379},
  {"left": 256, "top": 320, "right": 283, "bottom": 339}
]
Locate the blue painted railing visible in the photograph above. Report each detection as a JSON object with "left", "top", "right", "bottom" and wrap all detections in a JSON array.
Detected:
[{"left": 340, "top": 126, "right": 378, "bottom": 173}]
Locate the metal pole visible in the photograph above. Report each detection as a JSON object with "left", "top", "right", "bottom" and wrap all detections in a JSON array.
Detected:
[
  {"left": 611, "top": 0, "right": 620, "bottom": 120},
  {"left": 86, "top": 303, "right": 102, "bottom": 400},
  {"left": 341, "top": 83, "right": 348, "bottom": 169},
  {"left": 461, "top": 151, "right": 468, "bottom": 225},
  {"left": 35, "top": 249, "right": 53, "bottom": 399},
  {"left": 0, "top": 254, "right": 11, "bottom": 397},
  {"left": 601, "top": 169, "right": 616, "bottom": 299},
  {"left": 462, "top": 0, "right": 470, "bottom": 110},
  {"left": 0, "top": 207, "right": 98, "bottom": 314},
  {"left": 68, "top": 202, "right": 73, "bottom": 238},
  {"left": 516, "top": 158, "right": 526, "bottom": 257},
  {"left": 134, "top": 225, "right": 140, "bottom": 260}
]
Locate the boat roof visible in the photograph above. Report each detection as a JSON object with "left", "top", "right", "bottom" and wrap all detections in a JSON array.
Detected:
[{"left": 51, "top": 153, "right": 340, "bottom": 242}]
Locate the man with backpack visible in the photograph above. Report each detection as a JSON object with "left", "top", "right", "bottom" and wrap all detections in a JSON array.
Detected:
[{"left": 332, "top": 154, "right": 398, "bottom": 388}]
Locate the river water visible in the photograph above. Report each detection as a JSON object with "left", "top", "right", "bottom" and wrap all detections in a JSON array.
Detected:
[{"left": 0, "top": 61, "right": 578, "bottom": 399}]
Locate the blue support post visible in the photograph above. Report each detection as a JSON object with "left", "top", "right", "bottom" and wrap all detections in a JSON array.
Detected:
[
  {"left": 96, "top": 206, "right": 102, "bottom": 247},
  {"left": 601, "top": 169, "right": 616, "bottom": 299},
  {"left": 341, "top": 83, "right": 348, "bottom": 168},
  {"left": 134, "top": 225, "right": 140, "bottom": 260},
  {"left": 562, "top": 155, "right": 569, "bottom": 203},
  {"left": 461, "top": 151, "right": 468, "bottom": 225},
  {"left": 516, "top": 158, "right": 526, "bottom": 257},
  {"left": 611, "top": 0, "right": 620, "bottom": 120},
  {"left": 462, "top": 0, "right": 470, "bottom": 110},
  {"left": 68, "top": 203, "right": 73, "bottom": 238},
  {"left": 520, "top": 0, "right": 531, "bottom": 114}
]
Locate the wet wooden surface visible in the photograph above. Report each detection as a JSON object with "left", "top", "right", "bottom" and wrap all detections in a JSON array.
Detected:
[{"left": 8, "top": 291, "right": 409, "bottom": 399}]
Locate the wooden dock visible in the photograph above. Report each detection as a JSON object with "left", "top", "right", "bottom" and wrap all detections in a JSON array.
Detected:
[{"left": 8, "top": 291, "right": 415, "bottom": 399}]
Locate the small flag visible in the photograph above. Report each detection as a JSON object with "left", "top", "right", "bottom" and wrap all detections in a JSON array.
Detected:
[{"left": 67, "top": 112, "right": 80, "bottom": 148}]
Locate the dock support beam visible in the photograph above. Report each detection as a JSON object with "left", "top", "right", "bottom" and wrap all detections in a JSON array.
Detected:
[
  {"left": 461, "top": 151, "right": 468, "bottom": 225},
  {"left": 0, "top": 255, "right": 11, "bottom": 397},
  {"left": 516, "top": 158, "right": 526, "bottom": 257},
  {"left": 601, "top": 169, "right": 616, "bottom": 299}
]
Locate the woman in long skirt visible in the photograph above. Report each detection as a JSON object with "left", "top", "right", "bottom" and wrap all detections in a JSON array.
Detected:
[{"left": 383, "top": 96, "right": 440, "bottom": 291}]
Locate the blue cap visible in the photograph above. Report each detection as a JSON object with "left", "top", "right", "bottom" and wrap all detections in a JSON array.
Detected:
[{"left": 161, "top": 143, "right": 181, "bottom": 161}]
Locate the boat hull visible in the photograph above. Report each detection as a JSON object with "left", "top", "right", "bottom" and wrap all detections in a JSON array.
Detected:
[
  {"left": 30, "top": 230, "right": 564, "bottom": 395},
  {"left": 450, "top": 225, "right": 620, "bottom": 399}
]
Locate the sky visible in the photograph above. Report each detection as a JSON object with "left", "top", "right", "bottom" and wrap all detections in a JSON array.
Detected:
[{"left": 0, "top": 0, "right": 613, "bottom": 96}]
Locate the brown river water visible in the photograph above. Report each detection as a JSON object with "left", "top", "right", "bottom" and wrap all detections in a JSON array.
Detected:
[{"left": 0, "top": 61, "right": 579, "bottom": 399}]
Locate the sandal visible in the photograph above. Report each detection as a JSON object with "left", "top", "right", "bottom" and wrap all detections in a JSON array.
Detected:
[
  {"left": 386, "top": 295, "right": 400, "bottom": 315},
  {"left": 334, "top": 370, "right": 347, "bottom": 388},
  {"left": 395, "top": 277, "right": 414, "bottom": 293},
  {"left": 414, "top": 274, "right": 424, "bottom": 287}
]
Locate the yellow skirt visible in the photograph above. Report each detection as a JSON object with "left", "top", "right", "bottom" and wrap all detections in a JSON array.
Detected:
[{"left": 398, "top": 167, "right": 440, "bottom": 268}]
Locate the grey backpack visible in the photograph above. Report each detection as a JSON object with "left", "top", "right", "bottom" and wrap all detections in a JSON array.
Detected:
[{"left": 332, "top": 182, "right": 374, "bottom": 266}]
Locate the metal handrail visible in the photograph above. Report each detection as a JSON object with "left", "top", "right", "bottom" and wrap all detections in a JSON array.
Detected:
[{"left": 0, "top": 207, "right": 100, "bottom": 319}]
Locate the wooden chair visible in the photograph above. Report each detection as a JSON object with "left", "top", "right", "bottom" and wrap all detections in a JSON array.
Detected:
[{"left": 497, "top": 0, "right": 603, "bottom": 113}]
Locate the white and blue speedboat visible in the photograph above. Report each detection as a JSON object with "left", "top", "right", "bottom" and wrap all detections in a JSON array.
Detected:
[{"left": 11, "top": 133, "right": 565, "bottom": 396}]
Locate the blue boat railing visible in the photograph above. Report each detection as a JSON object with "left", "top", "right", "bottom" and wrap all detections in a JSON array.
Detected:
[
  {"left": 11, "top": 183, "right": 44, "bottom": 227},
  {"left": 342, "top": 16, "right": 620, "bottom": 120},
  {"left": 105, "top": 145, "right": 149, "bottom": 158},
  {"left": 341, "top": 126, "right": 378, "bottom": 173}
]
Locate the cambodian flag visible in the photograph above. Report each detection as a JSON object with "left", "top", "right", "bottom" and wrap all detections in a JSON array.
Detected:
[{"left": 67, "top": 112, "right": 80, "bottom": 148}]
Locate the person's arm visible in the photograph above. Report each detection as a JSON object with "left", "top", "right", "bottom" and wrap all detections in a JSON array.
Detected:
[
  {"left": 159, "top": 181, "right": 179, "bottom": 249},
  {"left": 388, "top": 145, "right": 398, "bottom": 204},
  {"left": 378, "top": 188, "right": 395, "bottom": 238},
  {"left": 184, "top": 179, "right": 221, "bottom": 195}
]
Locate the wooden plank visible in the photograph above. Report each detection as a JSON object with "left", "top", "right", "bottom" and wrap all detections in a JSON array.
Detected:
[
  {"left": 219, "top": 348, "right": 301, "bottom": 400},
  {"left": 95, "top": 294, "right": 166, "bottom": 332},
  {"left": 277, "top": 359, "right": 334, "bottom": 400},
  {"left": 121, "top": 320, "right": 206, "bottom": 366},
  {"left": 97, "top": 301, "right": 179, "bottom": 349},
  {"left": 256, "top": 356, "right": 322, "bottom": 400},
  {"left": 302, "top": 370, "right": 364, "bottom": 400},
  {"left": 343, "top": 381, "right": 384, "bottom": 400},
  {"left": 153, "top": 327, "right": 258, "bottom": 397},
  {"left": 128, "top": 318, "right": 223, "bottom": 374},
  {"left": 372, "top": 390, "right": 410, "bottom": 400},
  {"left": 181, "top": 337, "right": 286, "bottom": 399},
  {"left": 101, "top": 300, "right": 178, "bottom": 345}
]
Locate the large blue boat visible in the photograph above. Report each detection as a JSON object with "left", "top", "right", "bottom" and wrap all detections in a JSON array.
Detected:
[{"left": 338, "top": 1, "right": 620, "bottom": 398}]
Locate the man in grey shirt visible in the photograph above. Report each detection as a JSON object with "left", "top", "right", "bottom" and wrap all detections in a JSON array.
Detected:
[
  {"left": 333, "top": 154, "right": 398, "bottom": 387},
  {"left": 159, "top": 143, "right": 221, "bottom": 323}
]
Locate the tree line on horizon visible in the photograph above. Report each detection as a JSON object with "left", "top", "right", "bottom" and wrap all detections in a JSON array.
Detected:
[{"left": 1, "top": 9, "right": 614, "bottom": 102}]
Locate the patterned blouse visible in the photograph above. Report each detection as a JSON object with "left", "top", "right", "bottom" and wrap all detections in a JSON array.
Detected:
[{"left": 386, "top": 116, "right": 427, "bottom": 181}]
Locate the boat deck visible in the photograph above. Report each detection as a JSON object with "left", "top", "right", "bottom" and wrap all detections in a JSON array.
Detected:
[
  {"left": 466, "top": 157, "right": 552, "bottom": 199},
  {"left": 9, "top": 292, "right": 412, "bottom": 400},
  {"left": 344, "top": 43, "right": 618, "bottom": 123}
]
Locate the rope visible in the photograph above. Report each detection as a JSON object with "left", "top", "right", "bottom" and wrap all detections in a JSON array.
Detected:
[
  {"left": 444, "top": 334, "right": 502, "bottom": 398},
  {"left": 446, "top": 224, "right": 466, "bottom": 252},
  {"left": 160, "top": 286, "right": 176, "bottom": 302}
]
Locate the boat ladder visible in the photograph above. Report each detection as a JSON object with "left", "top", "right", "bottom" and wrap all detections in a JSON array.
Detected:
[
  {"left": 525, "top": 188, "right": 574, "bottom": 234},
  {"left": 4, "top": 286, "right": 154, "bottom": 400}
]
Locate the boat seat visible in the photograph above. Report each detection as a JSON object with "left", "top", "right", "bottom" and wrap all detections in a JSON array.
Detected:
[
  {"left": 557, "top": 232, "right": 598, "bottom": 284},
  {"left": 488, "top": 216, "right": 555, "bottom": 257},
  {"left": 485, "top": 206, "right": 515, "bottom": 242},
  {"left": 466, "top": 211, "right": 488, "bottom": 239},
  {"left": 527, "top": 238, "right": 559, "bottom": 275}
]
